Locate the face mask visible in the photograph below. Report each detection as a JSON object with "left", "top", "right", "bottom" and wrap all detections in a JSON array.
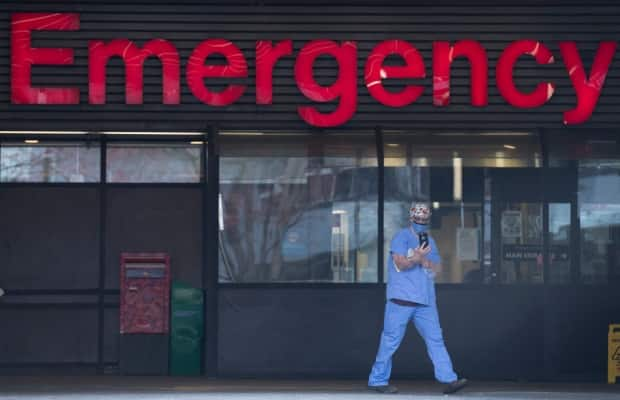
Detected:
[{"left": 412, "top": 222, "right": 429, "bottom": 233}]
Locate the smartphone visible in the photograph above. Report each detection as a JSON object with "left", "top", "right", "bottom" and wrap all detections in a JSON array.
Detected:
[{"left": 418, "top": 232, "right": 429, "bottom": 249}]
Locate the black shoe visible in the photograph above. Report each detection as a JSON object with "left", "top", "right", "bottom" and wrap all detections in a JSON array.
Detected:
[
  {"left": 443, "top": 378, "right": 468, "bottom": 394},
  {"left": 367, "top": 384, "right": 399, "bottom": 394}
]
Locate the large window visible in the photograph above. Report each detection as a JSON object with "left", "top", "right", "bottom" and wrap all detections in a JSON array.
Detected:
[
  {"left": 384, "top": 132, "right": 542, "bottom": 284},
  {"left": 2, "top": 130, "right": 618, "bottom": 286},
  {"left": 579, "top": 159, "right": 620, "bottom": 284},
  {"left": 218, "top": 132, "right": 378, "bottom": 283},
  {"left": 548, "top": 132, "right": 620, "bottom": 284}
]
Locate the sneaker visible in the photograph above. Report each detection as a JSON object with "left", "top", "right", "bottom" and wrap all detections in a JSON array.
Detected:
[
  {"left": 443, "top": 378, "right": 468, "bottom": 395},
  {"left": 367, "top": 384, "right": 399, "bottom": 394}
]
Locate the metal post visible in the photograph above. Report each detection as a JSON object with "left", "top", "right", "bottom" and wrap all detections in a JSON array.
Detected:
[
  {"left": 205, "top": 125, "right": 219, "bottom": 377},
  {"left": 375, "top": 127, "right": 384, "bottom": 284}
]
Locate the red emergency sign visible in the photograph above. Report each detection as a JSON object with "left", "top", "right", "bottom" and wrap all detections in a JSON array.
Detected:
[{"left": 10, "top": 12, "right": 618, "bottom": 127}]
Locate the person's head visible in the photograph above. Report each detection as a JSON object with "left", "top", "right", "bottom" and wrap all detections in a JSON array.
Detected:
[{"left": 409, "top": 201, "right": 431, "bottom": 226}]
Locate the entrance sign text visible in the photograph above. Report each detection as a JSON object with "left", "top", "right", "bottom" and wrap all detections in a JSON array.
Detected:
[{"left": 10, "top": 13, "right": 618, "bottom": 127}]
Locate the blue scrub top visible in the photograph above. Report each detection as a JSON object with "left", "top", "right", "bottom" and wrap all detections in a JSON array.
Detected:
[{"left": 386, "top": 226, "right": 441, "bottom": 306}]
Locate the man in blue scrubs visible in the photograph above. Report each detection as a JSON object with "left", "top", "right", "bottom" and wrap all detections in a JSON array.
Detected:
[{"left": 368, "top": 202, "right": 468, "bottom": 395}]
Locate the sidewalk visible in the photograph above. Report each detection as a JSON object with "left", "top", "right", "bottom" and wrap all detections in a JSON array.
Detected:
[{"left": 0, "top": 377, "right": 618, "bottom": 399}]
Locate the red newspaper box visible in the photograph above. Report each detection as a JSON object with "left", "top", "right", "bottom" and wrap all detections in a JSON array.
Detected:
[{"left": 120, "top": 253, "right": 170, "bottom": 334}]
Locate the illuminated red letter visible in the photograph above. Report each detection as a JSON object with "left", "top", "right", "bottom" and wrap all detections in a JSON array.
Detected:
[
  {"left": 433, "top": 40, "right": 488, "bottom": 107},
  {"left": 365, "top": 40, "right": 425, "bottom": 107},
  {"left": 496, "top": 40, "right": 555, "bottom": 108},
  {"left": 560, "top": 41, "right": 617, "bottom": 124},
  {"left": 186, "top": 39, "right": 248, "bottom": 106},
  {"left": 11, "top": 13, "right": 80, "bottom": 104},
  {"left": 295, "top": 40, "right": 357, "bottom": 127},
  {"left": 89, "top": 39, "right": 180, "bottom": 105},
  {"left": 256, "top": 40, "right": 292, "bottom": 104}
]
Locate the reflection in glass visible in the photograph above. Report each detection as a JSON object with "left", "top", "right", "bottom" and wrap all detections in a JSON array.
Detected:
[
  {"left": 383, "top": 132, "right": 542, "bottom": 284},
  {"left": 579, "top": 160, "right": 620, "bottom": 284},
  {"left": 0, "top": 142, "right": 100, "bottom": 183},
  {"left": 107, "top": 143, "right": 201, "bottom": 183},
  {"left": 549, "top": 203, "right": 571, "bottom": 283},
  {"left": 218, "top": 133, "right": 378, "bottom": 283}
]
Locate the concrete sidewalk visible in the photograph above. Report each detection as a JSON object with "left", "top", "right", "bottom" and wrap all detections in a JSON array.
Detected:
[{"left": 0, "top": 377, "right": 618, "bottom": 399}]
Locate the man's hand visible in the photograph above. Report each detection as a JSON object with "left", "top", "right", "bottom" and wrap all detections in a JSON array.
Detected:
[
  {"left": 408, "top": 245, "right": 431, "bottom": 264},
  {"left": 393, "top": 245, "right": 431, "bottom": 271}
]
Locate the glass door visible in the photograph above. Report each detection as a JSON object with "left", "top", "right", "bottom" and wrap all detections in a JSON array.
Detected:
[
  {"left": 490, "top": 167, "right": 576, "bottom": 284},
  {"left": 498, "top": 202, "right": 544, "bottom": 284}
]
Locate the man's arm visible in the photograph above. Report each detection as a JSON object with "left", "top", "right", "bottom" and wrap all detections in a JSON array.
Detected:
[
  {"left": 393, "top": 253, "right": 415, "bottom": 271},
  {"left": 393, "top": 246, "right": 431, "bottom": 271}
]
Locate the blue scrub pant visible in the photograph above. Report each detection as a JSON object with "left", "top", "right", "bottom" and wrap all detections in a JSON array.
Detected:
[{"left": 368, "top": 300, "right": 458, "bottom": 386}]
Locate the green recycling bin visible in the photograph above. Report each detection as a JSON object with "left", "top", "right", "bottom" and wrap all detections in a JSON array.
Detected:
[{"left": 170, "top": 281, "right": 204, "bottom": 376}]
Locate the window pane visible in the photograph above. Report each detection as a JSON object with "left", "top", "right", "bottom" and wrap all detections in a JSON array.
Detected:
[
  {"left": 384, "top": 131, "right": 541, "bottom": 168},
  {"left": 579, "top": 160, "right": 620, "bottom": 284},
  {"left": 1, "top": 142, "right": 100, "bottom": 183},
  {"left": 384, "top": 132, "right": 541, "bottom": 284},
  {"left": 107, "top": 143, "right": 201, "bottom": 183},
  {"left": 499, "top": 202, "right": 544, "bottom": 284},
  {"left": 218, "top": 133, "right": 378, "bottom": 283},
  {"left": 434, "top": 203, "right": 482, "bottom": 283},
  {"left": 549, "top": 203, "right": 571, "bottom": 284}
]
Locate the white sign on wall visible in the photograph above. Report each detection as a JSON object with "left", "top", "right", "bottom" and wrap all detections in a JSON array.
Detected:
[
  {"left": 501, "top": 210, "right": 522, "bottom": 238},
  {"left": 457, "top": 228, "right": 480, "bottom": 261}
]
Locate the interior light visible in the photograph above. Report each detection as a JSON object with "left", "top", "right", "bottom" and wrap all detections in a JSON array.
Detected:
[
  {"left": 190, "top": 141, "right": 204, "bottom": 145},
  {"left": 432, "top": 202, "right": 440, "bottom": 209},
  {"left": 495, "top": 151, "right": 506, "bottom": 168},
  {"left": 436, "top": 132, "right": 532, "bottom": 137},
  {"left": 453, "top": 157, "right": 463, "bottom": 201},
  {"left": 413, "top": 157, "right": 428, "bottom": 167},
  {"left": 220, "top": 131, "right": 265, "bottom": 136},
  {"left": 24, "top": 139, "right": 39, "bottom": 144},
  {"left": 218, "top": 193, "right": 224, "bottom": 231},
  {"left": 480, "top": 132, "right": 532, "bottom": 136},
  {"left": 386, "top": 143, "right": 400, "bottom": 147},
  {"left": 103, "top": 131, "right": 202, "bottom": 136},
  {"left": 0, "top": 130, "right": 88, "bottom": 135},
  {"left": 503, "top": 144, "right": 517, "bottom": 150}
]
